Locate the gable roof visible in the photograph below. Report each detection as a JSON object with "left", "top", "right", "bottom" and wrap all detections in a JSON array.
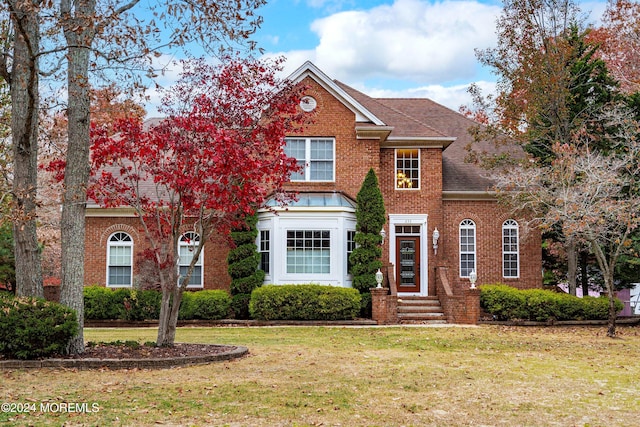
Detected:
[
  {"left": 288, "top": 61, "right": 512, "bottom": 193},
  {"left": 335, "top": 81, "right": 500, "bottom": 193},
  {"left": 289, "top": 61, "right": 385, "bottom": 125}
]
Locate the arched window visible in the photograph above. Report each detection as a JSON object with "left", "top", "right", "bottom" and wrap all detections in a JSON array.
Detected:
[
  {"left": 179, "top": 232, "right": 203, "bottom": 287},
  {"left": 459, "top": 219, "right": 476, "bottom": 278},
  {"left": 502, "top": 219, "right": 519, "bottom": 278},
  {"left": 107, "top": 232, "right": 133, "bottom": 287}
]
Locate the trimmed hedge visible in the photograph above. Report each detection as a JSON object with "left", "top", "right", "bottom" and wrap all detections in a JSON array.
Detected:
[
  {"left": 178, "top": 290, "right": 232, "bottom": 320},
  {"left": 249, "top": 284, "right": 361, "bottom": 321},
  {"left": 0, "top": 295, "right": 78, "bottom": 359},
  {"left": 84, "top": 287, "right": 231, "bottom": 321},
  {"left": 480, "top": 284, "right": 623, "bottom": 322}
]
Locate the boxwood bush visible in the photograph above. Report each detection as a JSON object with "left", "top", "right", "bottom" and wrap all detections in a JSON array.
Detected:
[
  {"left": 178, "top": 290, "right": 231, "bottom": 320},
  {"left": 249, "top": 284, "right": 361, "bottom": 321},
  {"left": 84, "top": 287, "right": 230, "bottom": 321},
  {"left": 480, "top": 284, "right": 623, "bottom": 322},
  {"left": 84, "top": 286, "right": 161, "bottom": 320},
  {"left": 0, "top": 295, "right": 78, "bottom": 359}
]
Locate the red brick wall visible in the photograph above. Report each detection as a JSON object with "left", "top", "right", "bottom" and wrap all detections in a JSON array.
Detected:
[
  {"left": 84, "top": 77, "right": 542, "bottom": 295},
  {"left": 84, "top": 216, "right": 231, "bottom": 290},
  {"left": 442, "top": 200, "right": 542, "bottom": 291},
  {"left": 283, "top": 77, "right": 380, "bottom": 198}
]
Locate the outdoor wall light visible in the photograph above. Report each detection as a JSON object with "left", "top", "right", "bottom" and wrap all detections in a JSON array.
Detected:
[
  {"left": 380, "top": 228, "right": 386, "bottom": 245},
  {"left": 375, "top": 268, "right": 384, "bottom": 288},
  {"left": 469, "top": 270, "right": 477, "bottom": 289},
  {"left": 432, "top": 228, "right": 440, "bottom": 255}
]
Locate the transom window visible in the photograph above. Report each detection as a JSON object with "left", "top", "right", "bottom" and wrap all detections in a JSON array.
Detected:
[
  {"left": 285, "top": 137, "right": 335, "bottom": 182},
  {"left": 107, "top": 232, "right": 133, "bottom": 287},
  {"left": 178, "top": 232, "right": 203, "bottom": 288},
  {"left": 396, "top": 149, "right": 420, "bottom": 189},
  {"left": 395, "top": 225, "right": 421, "bottom": 235},
  {"left": 286, "top": 230, "right": 331, "bottom": 274},
  {"left": 503, "top": 220, "right": 520, "bottom": 278},
  {"left": 459, "top": 219, "right": 476, "bottom": 278}
]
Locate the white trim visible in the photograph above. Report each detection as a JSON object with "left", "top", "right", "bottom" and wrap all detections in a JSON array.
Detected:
[
  {"left": 389, "top": 214, "right": 429, "bottom": 296},
  {"left": 178, "top": 232, "right": 204, "bottom": 288},
  {"left": 395, "top": 148, "right": 421, "bottom": 190},
  {"left": 287, "top": 61, "right": 385, "bottom": 125},
  {"left": 106, "top": 232, "right": 133, "bottom": 288},
  {"left": 257, "top": 210, "right": 356, "bottom": 287},
  {"left": 502, "top": 219, "right": 520, "bottom": 278},
  {"left": 459, "top": 219, "right": 476, "bottom": 278},
  {"left": 286, "top": 137, "right": 336, "bottom": 182}
]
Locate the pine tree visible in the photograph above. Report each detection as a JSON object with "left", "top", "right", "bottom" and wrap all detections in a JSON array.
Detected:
[
  {"left": 351, "top": 169, "right": 386, "bottom": 294},
  {"left": 227, "top": 213, "right": 265, "bottom": 319}
]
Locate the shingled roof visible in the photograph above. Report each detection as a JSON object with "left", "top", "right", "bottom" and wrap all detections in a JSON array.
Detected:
[{"left": 335, "top": 81, "right": 501, "bottom": 193}]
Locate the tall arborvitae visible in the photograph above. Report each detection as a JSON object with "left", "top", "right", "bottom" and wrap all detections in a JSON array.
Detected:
[
  {"left": 350, "top": 168, "right": 386, "bottom": 296},
  {"left": 227, "top": 213, "right": 265, "bottom": 319}
]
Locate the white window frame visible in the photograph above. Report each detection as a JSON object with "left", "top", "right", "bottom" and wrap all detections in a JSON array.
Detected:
[
  {"left": 502, "top": 219, "right": 520, "bottom": 278},
  {"left": 178, "top": 232, "right": 203, "bottom": 288},
  {"left": 346, "top": 229, "right": 356, "bottom": 275},
  {"left": 395, "top": 148, "right": 420, "bottom": 190},
  {"left": 107, "top": 232, "right": 133, "bottom": 287},
  {"left": 285, "top": 137, "right": 335, "bottom": 182},
  {"left": 286, "top": 230, "right": 331, "bottom": 274},
  {"left": 259, "top": 229, "right": 271, "bottom": 275},
  {"left": 459, "top": 219, "right": 476, "bottom": 278}
]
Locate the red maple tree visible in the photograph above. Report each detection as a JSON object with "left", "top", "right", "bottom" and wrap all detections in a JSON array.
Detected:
[{"left": 88, "top": 56, "right": 309, "bottom": 346}]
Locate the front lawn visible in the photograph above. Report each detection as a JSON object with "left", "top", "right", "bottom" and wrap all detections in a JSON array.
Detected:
[{"left": 2, "top": 325, "right": 639, "bottom": 426}]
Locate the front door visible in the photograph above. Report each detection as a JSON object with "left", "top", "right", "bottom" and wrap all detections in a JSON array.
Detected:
[{"left": 396, "top": 236, "right": 420, "bottom": 293}]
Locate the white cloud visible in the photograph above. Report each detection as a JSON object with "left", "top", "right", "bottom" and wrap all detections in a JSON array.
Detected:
[
  {"left": 309, "top": 0, "right": 500, "bottom": 84},
  {"left": 350, "top": 80, "right": 496, "bottom": 112}
]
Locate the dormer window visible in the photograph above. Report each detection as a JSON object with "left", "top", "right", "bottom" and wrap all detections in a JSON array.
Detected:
[{"left": 396, "top": 149, "right": 420, "bottom": 189}]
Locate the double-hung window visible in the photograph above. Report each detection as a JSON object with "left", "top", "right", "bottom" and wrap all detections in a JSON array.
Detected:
[
  {"left": 285, "top": 137, "right": 335, "bottom": 181},
  {"left": 178, "top": 232, "right": 203, "bottom": 287},
  {"left": 396, "top": 149, "right": 420, "bottom": 189},
  {"left": 502, "top": 220, "right": 519, "bottom": 278},
  {"left": 259, "top": 230, "right": 270, "bottom": 274},
  {"left": 107, "top": 232, "right": 133, "bottom": 287},
  {"left": 459, "top": 219, "right": 476, "bottom": 278},
  {"left": 346, "top": 230, "right": 356, "bottom": 274}
]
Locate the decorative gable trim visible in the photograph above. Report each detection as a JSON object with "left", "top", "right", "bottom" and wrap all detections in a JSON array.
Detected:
[{"left": 288, "top": 61, "right": 385, "bottom": 125}]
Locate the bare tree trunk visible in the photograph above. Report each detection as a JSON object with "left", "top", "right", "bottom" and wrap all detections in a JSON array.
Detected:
[
  {"left": 59, "top": 0, "right": 96, "bottom": 354},
  {"left": 590, "top": 240, "right": 618, "bottom": 338},
  {"left": 157, "top": 286, "right": 184, "bottom": 346},
  {"left": 604, "top": 275, "right": 617, "bottom": 338},
  {"left": 8, "top": 0, "right": 43, "bottom": 298},
  {"left": 580, "top": 250, "right": 589, "bottom": 297},
  {"left": 566, "top": 235, "right": 577, "bottom": 296},
  {"left": 157, "top": 288, "right": 172, "bottom": 345}
]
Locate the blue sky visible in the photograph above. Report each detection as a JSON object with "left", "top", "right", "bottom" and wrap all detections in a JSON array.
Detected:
[{"left": 147, "top": 0, "right": 608, "bottom": 116}]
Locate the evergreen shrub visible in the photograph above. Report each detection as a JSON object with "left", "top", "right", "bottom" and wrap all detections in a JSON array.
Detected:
[
  {"left": 351, "top": 169, "right": 386, "bottom": 294},
  {"left": 84, "top": 287, "right": 230, "bottom": 321},
  {"left": 480, "top": 284, "right": 623, "bottom": 321},
  {"left": 178, "top": 290, "right": 231, "bottom": 320},
  {"left": 249, "top": 284, "right": 361, "bottom": 321},
  {"left": 0, "top": 295, "right": 78, "bottom": 359},
  {"left": 227, "top": 214, "right": 264, "bottom": 318}
]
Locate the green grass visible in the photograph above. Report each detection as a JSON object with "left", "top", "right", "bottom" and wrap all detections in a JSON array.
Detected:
[{"left": 2, "top": 325, "right": 639, "bottom": 426}]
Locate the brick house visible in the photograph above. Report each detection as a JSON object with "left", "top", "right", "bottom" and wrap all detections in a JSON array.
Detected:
[{"left": 84, "top": 61, "right": 542, "bottom": 322}]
